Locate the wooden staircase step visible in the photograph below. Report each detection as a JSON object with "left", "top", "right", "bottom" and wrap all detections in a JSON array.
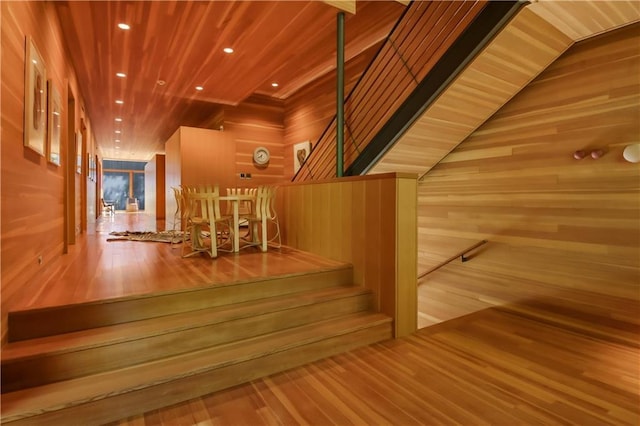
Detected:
[
  {"left": 8, "top": 265, "right": 354, "bottom": 341},
  {"left": 2, "top": 286, "right": 373, "bottom": 392},
  {"left": 1, "top": 312, "right": 393, "bottom": 425}
]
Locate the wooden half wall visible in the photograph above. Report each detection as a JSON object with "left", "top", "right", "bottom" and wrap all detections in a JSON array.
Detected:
[{"left": 278, "top": 173, "right": 418, "bottom": 337}]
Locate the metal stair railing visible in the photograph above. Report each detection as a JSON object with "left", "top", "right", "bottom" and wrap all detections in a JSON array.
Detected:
[{"left": 293, "top": 0, "right": 523, "bottom": 182}]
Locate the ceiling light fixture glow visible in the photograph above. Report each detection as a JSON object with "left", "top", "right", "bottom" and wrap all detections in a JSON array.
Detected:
[
  {"left": 117, "top": 23, "right": 130, "bottom": 30},
  {"left": 115, "top": 99, "right": 124, "bottom": 104},
  {"left": 271, "top": 82, "right": 279, "bottom": 87},
  {"left": 116, "top": 72, "right": 126, "bottom": 78},
  {"left": 223, "top": 47, "right": 234, "bottom": 54},
  {"left": 115, "top": 130, "right": 121, "bottom": 134},
  {"left": 115, "top": 118, "right": 123, "bottom": 122},
  {"left": 195, "top": 86, "right": 204, "bottom": 91}
]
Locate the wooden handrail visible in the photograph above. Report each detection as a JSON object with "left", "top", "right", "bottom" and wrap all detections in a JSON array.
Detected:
[{"left": 418, "top": 240, "right": 488, "bottom": 280}]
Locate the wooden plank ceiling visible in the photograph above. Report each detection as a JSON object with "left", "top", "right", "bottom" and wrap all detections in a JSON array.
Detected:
[
  {"left": 54, "top": 0, "right": 406, "bottom": 161},
  {"left": 370, "top": 0, "right": 640, "bottom": 178}
]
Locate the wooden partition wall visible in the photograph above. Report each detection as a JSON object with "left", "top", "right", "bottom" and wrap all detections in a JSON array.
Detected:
[
  {"left": 278, "top": 173, "right": 418, "bottom": 337},
  {"left": 164, "top": 127, "right": 236, "bottom": 228},
  {"left": 144, "top": 154, "right": 166, "bottom": 220}
]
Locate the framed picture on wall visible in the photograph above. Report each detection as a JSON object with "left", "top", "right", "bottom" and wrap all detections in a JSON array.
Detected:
[
  {"left": 88, "top": 154, "right": 96, "bottom": 181},
  {"left": 76, "top": 131, "right": 82, "bottom": 174},
  {"left": 47, "top": 80, "right": 62, "bottom": 166},
  {"left": 293, "top": 140, "right": 311, "bottom": 174},
  {"left": 24, "top": 36, "right": 47, "bottom": 156}
]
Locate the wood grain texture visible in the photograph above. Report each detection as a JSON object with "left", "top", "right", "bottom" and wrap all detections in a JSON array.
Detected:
[
  {"left": 7, "top": 213, "right": 349, "bottom": 313},
  {"left": 52, "top": 0, "right": 405, "bottom": 161},
  {"left": 283, "top": 42, "right": 381, "bottom": 181},
  {"left": 109, "top": 296, "right": 639, "bottom": 425},
  {"left": 418, "top": 241, "right": 640, "bottom": 333},
  {"left": 2, "top": 313, "right": 391, "bottom": 425},
  {"left": 417, "top": 25, "right": 640, "bottom": 328},
  {"left": 371, "top": 7, "right": 573, "bottom": 176},
  {"left": 223, "top": 95, "right": 285, "bottom": 187},
  {"left": 372, "top": 2, "right": 640, "bottom": 177},
  {"left": 163, "top": 126, "right": 235, "bottom": 227},
  {"left": 529, "top": 0, "right": 640, "bottom": 42},
  {"left": 418, "top": 23, "right": 639, "bottom": 262},
  {"left": 2, "top": 287, "right": 372, "bottom": 391},
  {"left": 295, "top": 0, "right": 486, "bottom": 182},
  {"left": 279, "top": 173, "right": 418, "bottom": 337},
  {"left": 0, "top": 1, "right": 90, "bottom": 345}
]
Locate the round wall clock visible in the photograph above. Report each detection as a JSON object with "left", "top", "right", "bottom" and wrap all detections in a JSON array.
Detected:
[{"left": 253, "top": 146, "right": 270, "bottom": 165}]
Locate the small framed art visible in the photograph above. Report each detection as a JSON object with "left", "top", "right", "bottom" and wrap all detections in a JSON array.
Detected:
[
  {"left": 293, "top": 140, "right": 311, "bottom": 174},
  {"left": 47, "top": 80, "right": 62, "bottom": 166},
  {"left": 24, "top": 36, "right": 47, "bottom": 156},
  {"left": 76, "top": 131, "right": 83, "bottom": 174}
]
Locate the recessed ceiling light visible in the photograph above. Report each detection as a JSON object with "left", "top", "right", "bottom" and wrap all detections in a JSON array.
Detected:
[
  {"left": 271, "top": 82, "right": 279, "bottom": 87},
  {"left": 115, "top": 118, "right": 123, "bottom": 122},
  {"left": 115, "top": 99, "right": 124, "bottom": 104},
  {"left": 115, "top": 139, "right": 120, "bottom": 143},
  {"left": 115, "top": 130, "right": 121, "bottom": 134},
  {"left": 118, "top": 23, "right": 130, "bottom": 30},
  {"left": 115, "top": 146, "right": 120, "bottom": 149},
  {"left": 195, "top": 86, "right": 204, "bottom": 91},
  {"left": 116, "top": 72, "right": 126, "bottom": 78},
  {"left": 223, "top": 47, "right": 234, "bottom": 54},
  {"left": 156, "top": 80, "right": 166, "bottom": 86}
]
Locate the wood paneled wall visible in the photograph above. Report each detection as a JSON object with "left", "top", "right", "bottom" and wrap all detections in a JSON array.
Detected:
[
  {"left": 164, "top": 127, "right": 235, "bottom": 227},
  {"left": 1, "top": 1, "right": 92, "bottom": 345},
  {"left": 418, "top": 25, "right": 639, "bottom": 300},
  {"left": 283, "top": 43, "right": 382, "bottom": 181},
  {"left": 223, "top": 95, "right": 285, "bottom": 187},
  {"left": 278, "top": 173, "right": 418, "bottom": 337},
  {"left": 144, "top": 154, "right": 166, "bottom": 220}
]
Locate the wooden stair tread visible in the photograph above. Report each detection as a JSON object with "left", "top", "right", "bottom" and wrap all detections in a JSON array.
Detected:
[
  {"left": 2, "top": 286, "right": 372, "bottom": 362},
  {"left": 8, "top": 265, "right": 356, "bottom": 341},
  {"left": 8, "top": 263, "right": 354, "bottom": 315},
  {"left": 1, "top": 312, "right": 391, "bottom": 421}
]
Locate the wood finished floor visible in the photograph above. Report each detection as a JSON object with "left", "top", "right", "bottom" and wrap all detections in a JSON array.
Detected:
[
  {"left": 104, "top": 231, "right": 638, "bottom": 425},
  {"left": 11, "top": 214, "right": 639, "bottom": 425},
  {"left": 107, "top": 302, "right": 639, "bottom": 425},
  {"left": 11, "top": 212, "right": 346, "bottom": 311}
]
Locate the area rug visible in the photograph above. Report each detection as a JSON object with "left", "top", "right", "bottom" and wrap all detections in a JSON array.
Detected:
[{"left": 107, "top": 230, "right": 189, "bottom": 243}]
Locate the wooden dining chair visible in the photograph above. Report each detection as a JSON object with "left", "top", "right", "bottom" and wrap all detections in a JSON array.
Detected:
[
  {"left": 182, "top": 185, "right": 232, "bottom": 258},
  {"left": 226, "top": 187, "right": 256, "bottom": 231},
  {"left": 101, "top": 198, "right": 115, "bottom": 215},
  {"left": 239, "top": 186, "right": 281, "bottom": 251},
  {"left": 265, "top": 186, "right": 281, "bottom": 248},
  {"left": 170, "top": 187, "right": 191, "bottom": 248}
]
